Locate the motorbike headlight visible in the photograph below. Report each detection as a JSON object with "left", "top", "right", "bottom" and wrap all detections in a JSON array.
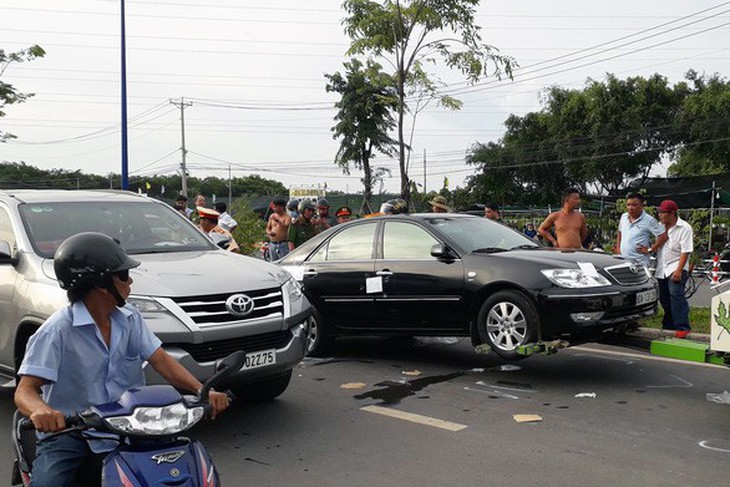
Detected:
[
  {"left": 282, "top": 276, "right": 304, "bottom": 318},
  {"left": 127, "top": 297, "right": 168, "bottom": 313},
  {"left": 106, "top": 403, "right": 204, "bottom": 436},
  {"left": 541, "top": 269, "right": 611, "bottom": 288}
]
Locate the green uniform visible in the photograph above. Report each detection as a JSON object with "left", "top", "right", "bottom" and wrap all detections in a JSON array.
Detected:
[{"left": 288, "top": 218, "right": 316, "bottom": 248}]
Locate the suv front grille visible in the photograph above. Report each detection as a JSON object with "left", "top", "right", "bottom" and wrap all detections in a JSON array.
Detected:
[
  {"left": 173, "top": 330, "right": 293, "bottom": 363},
  {"left": 171, "top": 288, "right": 284, "bottom": 326},
  {"left": 604, "top": 264, "right": 649, "bottom": 286}
]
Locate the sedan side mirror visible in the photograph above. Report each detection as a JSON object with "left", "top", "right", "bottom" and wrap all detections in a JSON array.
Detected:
[
  {"left": 0, "top": 241, "right": 16, "bottom": 264},
  {"left": 431, "top": 243, "right": 454, "bottom": 260}
]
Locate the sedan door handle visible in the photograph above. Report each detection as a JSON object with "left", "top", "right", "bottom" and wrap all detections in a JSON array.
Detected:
[
  {"left": 303, "top": 269, "right": 318, "bottom": 277},
  {"left": 375, "top": 270, "right": 393, "bottom": 276}
]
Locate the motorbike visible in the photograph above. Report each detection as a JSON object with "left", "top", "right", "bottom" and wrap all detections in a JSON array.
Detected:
[{"left": 12, "top": 350, "right": 246, "bottom": 487}]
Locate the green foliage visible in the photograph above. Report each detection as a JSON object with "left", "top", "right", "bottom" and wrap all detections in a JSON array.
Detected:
[
  {"left": 640, "top": 307, "right": 711, "bottom": 334},
  {"left": 229, "top": 197, "right": 267, "bottom": 256},
  {"left": 325, "top": 59, "right": 398, "bottom": 213},
  {"left": 1, "top": 45, "right": 46, "bottom": 142},
  {"left": 341, "top": 0, "right": 515, "bottom": 201}
]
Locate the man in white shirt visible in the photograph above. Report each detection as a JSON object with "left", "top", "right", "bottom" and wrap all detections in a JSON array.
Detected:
[
  {"left": 654, "top": 199, "right": 693, "bottom": 337},
  {"left": 213, "top": 202, "right": 237, "bottom": 232}
]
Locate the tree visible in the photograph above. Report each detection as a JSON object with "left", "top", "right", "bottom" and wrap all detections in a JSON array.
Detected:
[
  {"left": 342, "top": 0, "right": 515, "bottom": 203},
  {"left": 325, "top": 59, "right": 398, "bottom": 213},
  {"left": 0, "top": 45, "right": 45, "bottom": 142}
]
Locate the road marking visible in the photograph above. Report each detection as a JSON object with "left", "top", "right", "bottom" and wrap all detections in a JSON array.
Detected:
[
  {"left": 361, "top": 405, "right": 467, "bottom": 432},
  {"left": 572, "top": 346, "right": 727, "bottom": 369},
  {"left": 646, "top": 374, "right": 693, "bottom": 389},
  {"left": 699, "top": 440, "right": 730, "bottom": 453}
]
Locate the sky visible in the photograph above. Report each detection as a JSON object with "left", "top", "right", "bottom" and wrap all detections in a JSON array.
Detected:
[{"left": 1, "top": 0, "right": 729, "bottom": 195}]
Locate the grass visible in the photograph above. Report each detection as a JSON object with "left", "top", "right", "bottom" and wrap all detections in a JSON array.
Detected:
[{"left": 639, "top": 307, "right": 712, "bottom": 334}]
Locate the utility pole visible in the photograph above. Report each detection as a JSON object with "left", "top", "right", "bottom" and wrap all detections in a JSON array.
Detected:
[
  {"left": 170, "top": 97, "right": 192, "bottom": 196},
  {"left": 120, "top": 0, "right": 129, "bottom": 190},
  {"left": 228, "top": 164, "right": 232, "bottom": 210},
  {"left": 709, "top": 180, "right": 717, "bottom": 250},
  {"left": 423, "top": 148, "right": 427, "bottom": 194}
]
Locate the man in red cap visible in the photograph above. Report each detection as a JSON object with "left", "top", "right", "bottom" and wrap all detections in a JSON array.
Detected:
[
  {"left": 335, "top": 206, "right": 353, "bottom": 224},
  {"left": 654, "top": 199, "right": 693, "bottom": 337}
]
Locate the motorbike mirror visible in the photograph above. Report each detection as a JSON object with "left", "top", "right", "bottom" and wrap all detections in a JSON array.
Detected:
[{"left": 216, "top": 350, "right": 246, "bottom": 373}]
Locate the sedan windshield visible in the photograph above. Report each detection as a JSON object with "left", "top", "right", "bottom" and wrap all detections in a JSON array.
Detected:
[
  {"left": 19, "top": 201, "right": 214, "bottom": 258},
  {"left": 425, "top": 216, "right": 539, "bottom": 253}
]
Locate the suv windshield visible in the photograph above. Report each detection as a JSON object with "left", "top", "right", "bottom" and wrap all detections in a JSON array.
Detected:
[
  {"left": 19, "top": 201, "right": 214, "bottom": 258},
  {"left": 426, "top": 216, "right": 540, "bottom": 253}
]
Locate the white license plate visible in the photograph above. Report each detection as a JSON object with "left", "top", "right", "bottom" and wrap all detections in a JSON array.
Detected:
[
  {"left": 242, "top": 349, "right": 276, "bottom": 370},
  {"left": 636, "top": 289, "right": 657, "bottom": 306}
]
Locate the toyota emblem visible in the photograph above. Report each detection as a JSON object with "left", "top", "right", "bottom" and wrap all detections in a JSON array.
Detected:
[
  {"left": 225, "top": 294, "right": 255, "bottom": 316},
  {"left": 629, "top": 264, "right": 640, "bottom": 274}
]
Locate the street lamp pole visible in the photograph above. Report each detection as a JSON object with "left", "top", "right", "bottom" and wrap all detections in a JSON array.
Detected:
[{"left": 120, "top": 0, "right": 129, "bottom": 190}]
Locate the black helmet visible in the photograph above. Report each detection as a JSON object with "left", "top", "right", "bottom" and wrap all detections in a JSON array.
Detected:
[
  {"left": 381, "top": 198, "right": 407, "bottom": 215},
  {"left": 298, "top": 199, "right": 316, "bottom": 213},
  {"left": 287, "top": 199, "right": 299, "bottom": 212},
  {"left": 317, "top": 197, "right": 330, "bottom": 207},
  {"left": 54, "top": 232, "right": 140, "bottom": 293}
]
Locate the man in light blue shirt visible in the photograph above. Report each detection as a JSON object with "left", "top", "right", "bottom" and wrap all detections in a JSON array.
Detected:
[
  {"left": 15, "top": 232, "right": 230, "bottom": 487},
  {"left": 616, "top": 192, "right": 666, "bottom": 266}
]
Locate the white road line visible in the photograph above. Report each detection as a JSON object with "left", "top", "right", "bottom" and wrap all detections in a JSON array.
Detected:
[
  {"left": 572, "top": 346, "right": 727, "bottom": 369},
  {"left": 360, "top": 405, "right": 467, "bottom": 432}
]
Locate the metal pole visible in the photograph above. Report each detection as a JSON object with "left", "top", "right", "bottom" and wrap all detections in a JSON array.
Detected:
[
  {"left": 170, "top": 98, "right": 192, "bottom": 196},
  {"left": 120, "top": 0, "right": 129, "bottom": 190},
  {"left": 423, "top": 148, "right": 427, "bottom": 194},
  {"left": 228, "top": 164, "right": 232, "bottom": 210},
  {"left": 709, "top": 180, "right": 716, "bottom": 250}
]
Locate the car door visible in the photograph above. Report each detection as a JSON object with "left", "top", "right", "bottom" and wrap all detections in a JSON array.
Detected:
[
  {"left": 373, "top": 220, "right": 466, "bottom": 331},
  {"left": 299, "top": 221, "right": 378, "bottom": 328},
  {"left": 0, "top": 206, "right": 19, "bottom": 379}
]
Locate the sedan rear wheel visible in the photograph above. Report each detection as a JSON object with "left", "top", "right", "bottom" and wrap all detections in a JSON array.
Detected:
[{"left": 477, "top": 290, "right": 538, "bottom": 360}]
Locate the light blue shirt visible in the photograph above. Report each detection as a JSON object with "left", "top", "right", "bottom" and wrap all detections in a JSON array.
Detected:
[
  {"left": 19, "top": 301, "right": 161, "bottom": 449},
  {"left": 618, "top": 211, "right": 665, "bottom": 266}
]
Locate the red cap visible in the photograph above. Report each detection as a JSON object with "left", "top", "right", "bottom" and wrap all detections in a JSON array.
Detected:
[
  {"left": 197, "top": 206, "right": 220, "bottom": 221},
  {"left": 657, "top": 200, "right": 678, "bottom": 213}
]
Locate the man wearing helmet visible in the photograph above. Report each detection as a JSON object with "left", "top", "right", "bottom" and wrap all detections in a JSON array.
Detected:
[
  {"left": 14, "top": 232, "right": 230, "bottom": 486},
  {"left": 381, "top": 198, "right": 408, "bottom": 215},
  {"left": 313, "top": 197, "right": 338, "bottom": 232},
  {"left": 288, "top": 199, "right": 317, "bottom": 251},
  {"left": 266, "top": 197, "right": 292, "bottom": 261}
]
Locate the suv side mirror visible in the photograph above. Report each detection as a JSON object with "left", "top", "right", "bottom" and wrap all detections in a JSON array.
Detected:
[
  {"left": 431, "top": 243, "right": 454, "bottom": 260},
  {"left": 0, "top": 241, "right": 15, "bottom": 264},
  {"left": 208, "top": 232, "right": 231, "bottom": 250}
]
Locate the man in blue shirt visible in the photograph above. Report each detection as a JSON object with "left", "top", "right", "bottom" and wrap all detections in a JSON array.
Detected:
[
  {"left": 14, "top": 232, "right": 230, "bottom": 487},
  {"left": 616, "top": 192, "right": 667, "bottom": 267}
]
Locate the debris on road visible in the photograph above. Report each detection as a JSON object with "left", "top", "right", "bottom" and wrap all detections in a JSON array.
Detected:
[
  {"left": 340, "top": 382, "right": 367, "bottom": 390},
  {"left": 513, "top": 414, "right": 542, "bottom": 423},
  {"left": 496, "top": 364, "right": 521, "bottom": 372},
  {"left": 575, "top": 392, "right": 597, "bottom": 398},
  {"left": 706, "top": 391, "right": 730, "bottom": 404},
  {"left": 402, "top": 370, "right": 422, "bottom": 376}
]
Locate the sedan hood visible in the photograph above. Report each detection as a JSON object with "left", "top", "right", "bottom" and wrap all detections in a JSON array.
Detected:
[
  {"left": 43, "top": 250, "right": 287, "bottom": 297},
  {"left": 482, "top": 248, "right": 631, "bottom": 269}
]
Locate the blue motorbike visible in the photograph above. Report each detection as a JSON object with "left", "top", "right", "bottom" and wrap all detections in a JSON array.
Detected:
[{"left": 12, "top": 350, "right": 246, "bottom": 487}]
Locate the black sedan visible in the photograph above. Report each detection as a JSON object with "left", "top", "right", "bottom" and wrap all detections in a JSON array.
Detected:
[{"left": 279, "top": 214, "right": 658, "bottom": 360}]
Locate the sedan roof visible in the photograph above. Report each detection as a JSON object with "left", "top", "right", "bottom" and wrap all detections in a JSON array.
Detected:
[{"left": 0, "top": 189, "right": 151, "bottom": 204}]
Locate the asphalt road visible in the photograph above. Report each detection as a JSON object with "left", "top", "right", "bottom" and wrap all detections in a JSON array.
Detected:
[{"left": 1, "top": 338, "right": 728, "bottom": 486}]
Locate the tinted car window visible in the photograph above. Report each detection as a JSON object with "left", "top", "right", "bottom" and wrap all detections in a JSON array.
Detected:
[
  {"left": 310, "top": 223, "right": 376, "bottom": 262},
  {"left": 383, "top": 221, "right": 439, "bottom": 260},
  {"left": 425, "top": 216, "right": 538, "bottom": 252},
  {"left": 0, "top": 208, "right": 15, "bottom": 249},
  {"left": 18, "top": 201, "right": 214, "bottom": 258}
]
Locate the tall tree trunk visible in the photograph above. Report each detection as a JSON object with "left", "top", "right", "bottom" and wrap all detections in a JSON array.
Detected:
[
  {"left": 397, "top": 72, "right": 409, "bottom": 204},
  {"left": 361, "top": 142, "right": 373, "bottom": 214}
]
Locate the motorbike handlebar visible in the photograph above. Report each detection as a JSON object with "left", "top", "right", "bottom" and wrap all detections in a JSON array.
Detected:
[{"left": 19, "top": 414, "right": 83, "bottom": 431}]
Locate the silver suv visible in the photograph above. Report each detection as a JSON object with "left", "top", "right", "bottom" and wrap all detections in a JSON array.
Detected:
[{"left": 0, "top": 190, "right": 311, "bottom": 401}]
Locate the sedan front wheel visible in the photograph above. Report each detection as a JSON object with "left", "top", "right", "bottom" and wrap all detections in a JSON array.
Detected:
[{"left": 477, "top": 290, "right": 538, "bottom": 360}]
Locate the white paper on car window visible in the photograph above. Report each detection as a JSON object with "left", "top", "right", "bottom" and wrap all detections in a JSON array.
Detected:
[
  {"left": 577, "top": 262, "right": 600, "bottom": 277},
  {"left": 366, "top": 276, "right": 383, "bottom": 294}
]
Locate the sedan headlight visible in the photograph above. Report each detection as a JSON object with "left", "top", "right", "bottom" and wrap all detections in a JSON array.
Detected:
[
  {"left": 541, "top": 269, "right": 611, "bottom": 288},
  {"left": 106, "top": 403, "right": 204, "bottom": 436},
  {"left": 282, "top": 276, "right": 304, "bottom": 318}
]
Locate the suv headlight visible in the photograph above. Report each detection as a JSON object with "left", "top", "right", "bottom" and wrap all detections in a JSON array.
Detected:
[
  {"left": 541, "top": 269, "right": 611, "bottom": 288},
  {"left": 106, "top": 403, "right": 204, "bottom": 436},
  {"left": 127, "top": 297, "right": 168, "bottom": 313},
  {"left": 282, "top": 276, "right": 304, "bottom": 318}
]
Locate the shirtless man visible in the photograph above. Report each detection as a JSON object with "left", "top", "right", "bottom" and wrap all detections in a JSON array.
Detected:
[
  {"left": 538, "top": 188, "right": 587, "bottom": 249},
  {"left": 266, "top": 197, "right": 292, "bottom": 261}
]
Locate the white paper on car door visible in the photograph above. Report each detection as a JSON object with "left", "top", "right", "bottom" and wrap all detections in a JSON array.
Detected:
[
  {"left": 366, "top": 276, "right": 383, "bottom": 294},
  {"left": 577, "top": 262, "right": 600, "bottom": 277}
]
